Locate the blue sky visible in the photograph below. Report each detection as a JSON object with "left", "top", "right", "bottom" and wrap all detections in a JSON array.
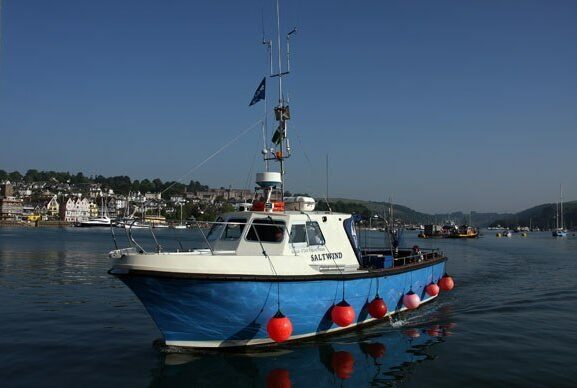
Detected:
[{"left": 1, "top": 0, "right": 576, "bottom": 213}]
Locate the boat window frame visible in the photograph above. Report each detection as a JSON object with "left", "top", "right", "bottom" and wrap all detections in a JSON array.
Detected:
[
  {"left": 220, "top": 218, "right": 247, "bottom": 241},
  {"left": 289, "top": 221, "right": 326, "bottom": 247},
  {"left": 289, "top": 223, "right": 307, "bottom": 245},
  {"left": 245, "top": 218, "right": 286, "bottom": 244},
  {"left": 206, "top": 217, "right": 225, "bottom": 242},
  {"left": 305, "top": 221, "right": 325, "bottom": 246}
]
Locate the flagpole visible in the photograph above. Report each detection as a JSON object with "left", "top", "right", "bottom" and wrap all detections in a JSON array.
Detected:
[{"left": 262, "top": 40, "right": 272, "bottom": 171}]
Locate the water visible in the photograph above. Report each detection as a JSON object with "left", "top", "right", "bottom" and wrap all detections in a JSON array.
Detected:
[{"left": 1, "top": 227, "right": 576, "bottom": 387}]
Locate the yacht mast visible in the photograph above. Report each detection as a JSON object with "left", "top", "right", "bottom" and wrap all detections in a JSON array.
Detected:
[{"left": 560, "top": 184, "right": 564, "bottom": 229}]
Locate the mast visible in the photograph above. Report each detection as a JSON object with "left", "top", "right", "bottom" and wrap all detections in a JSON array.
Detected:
[
  {"left": 560, "top": 184, "right": 564, "bottom": 229},
  {"left": 251, "top": 0, "right": 296, "bottom": 213},
  {"left": 265, "top": 0, "right": 296, "bottom": 198},
  {"left": 261, "top": 36, "right": 272, "bottom": 171},
  {"left": 556, "top": 201, "right": 559, "bottom": 229}
]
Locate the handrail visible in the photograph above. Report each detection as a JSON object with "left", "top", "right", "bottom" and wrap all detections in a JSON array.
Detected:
[
  {"left": 110, "top": 223, "right": 118, "bottom": 249},
  {"left": 148, "top": 223, "right": 162, "bottom": 253},
  {"left": 127, "top": 219, "right": 146, "bottom": 253},
  {"left": 194, "top": 220, "right": 214, "bottom": 255},
  {"left": 114, "top": 218, "right": 301, "bottom": 255}
]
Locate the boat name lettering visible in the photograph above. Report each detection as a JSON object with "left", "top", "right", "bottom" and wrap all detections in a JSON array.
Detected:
[{"left": 310, "top": 252, "right": 343, "bottom": 261}]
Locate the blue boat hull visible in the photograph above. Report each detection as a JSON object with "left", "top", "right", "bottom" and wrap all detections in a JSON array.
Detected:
[{"left": 117, "top": 261, "right": 447, "bottom": 348}]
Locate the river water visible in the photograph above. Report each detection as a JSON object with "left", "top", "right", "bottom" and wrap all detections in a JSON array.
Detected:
[{"left": 1, "top": 227, "right": 576, "bottom": 387}]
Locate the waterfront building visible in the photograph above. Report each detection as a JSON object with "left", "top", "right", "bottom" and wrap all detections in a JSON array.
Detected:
[
  {"left": 89, "top": 201, "right": 99, "bottom": 218},
  {"left": 0, "top": 181, "right": 14, "bottom": 198},
  {"left": 0, "top": 197, "right": 23, "bottom": 220},
  {"left": 185, "top": 188, "right": 253, "bottom": 204},
  {"left": 61, "top": 197, "right": 90, "bottom": 222},
  {"left": 145, "top": 192, "right": 162, "bottom": 201},
  {"left": 45, "top": 195, "right": 60, "bottom": 218}
]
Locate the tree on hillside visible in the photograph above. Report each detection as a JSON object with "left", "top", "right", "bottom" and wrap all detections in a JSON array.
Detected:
[
  {"left": 139, "top": 179, "right": 154, "bottom": 193},
  {"left": 152, "top": 178, "right": 163, "bottom": 192},
  {"left": 8, "top": 171, "right": 23, "bottom": 182},
  {"left": 24, "top": 169, "right": 40, "bottom": 182}
]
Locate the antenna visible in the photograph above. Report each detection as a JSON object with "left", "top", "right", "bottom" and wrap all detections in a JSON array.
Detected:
[
  {"left": 261, "top": 39, "right": 273, "bottom": 170},
  {"left": 325, "top": 154, "right": 332, "bottom": 212},
  {"left": 264, "top": 0, "right": 296, "bottom": 199},
  {"left": 286, "top": 28, "right": 297, "bottom": 73}
]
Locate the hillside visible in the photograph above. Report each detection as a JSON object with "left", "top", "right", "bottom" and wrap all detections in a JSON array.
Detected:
[
  {"left": 489, "top": 201, "right": 577, "bottom": 230},
  {"left": 316, "top": 198, "right": 509, "bottom": 227},
  {"left": 318, "top": 197, "right": 577, "bottom": 230}
]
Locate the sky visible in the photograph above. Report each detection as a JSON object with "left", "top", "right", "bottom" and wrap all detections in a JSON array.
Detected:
[{"left": 1, "top": 0, "right": 576, "bottom": 214}]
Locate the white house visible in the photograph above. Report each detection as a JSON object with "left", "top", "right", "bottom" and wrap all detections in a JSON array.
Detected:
[{"left": 63, "top": 197, "right": 90, "bottom": 222}]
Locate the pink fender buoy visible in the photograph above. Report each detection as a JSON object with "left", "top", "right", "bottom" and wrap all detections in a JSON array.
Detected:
[
  {"left": 331, "top": 300, "right": 356, "bottom": 327},
  {"left": 438, "top": 275, "right": 455, "bottom": 291},
  {"left": 425, "top": 282, "right": 440, "bottom": 297},
  {"left": 403, "top": 291, "right": 421, "bottom": 310},
  {"left": 368, "top": 296, "right": 388, "bottom": 319},
  {"left": 267, "top": 311, "right": 293, "bottom": 343}
]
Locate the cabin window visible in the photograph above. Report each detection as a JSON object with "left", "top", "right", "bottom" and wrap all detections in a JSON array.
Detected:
[
  {"left": 221, "top": 218, "right": 246, "bottom": 240},
  {"left": 306, "top": 221, "right": 325, "bottom": 246},
  {"left": 289, "top": 221, "right": 325, "bottom": 246},
  {"left": 289, "top": 224, "right": 307, "bottom": 243},
  {"left": 206, "top": 217, "right": 225, "bottom": 242},
  {"left": 246, "top": 219, "right": 286, "bottom": 243}
]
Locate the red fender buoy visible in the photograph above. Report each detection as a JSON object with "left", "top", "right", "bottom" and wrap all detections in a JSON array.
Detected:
[
  {"left": 363, "top": 342, "right": 386, "bottom": 359},
  {"left": 331, "top": 351, "right": 355, "bottom": 379},
  {"left": 438, "top": 275, "right": 455, "bottom": 291},
  {"left": 425, "top": 282, "right": 440, "bottom": 297},
  {"left": 267, "top": 311, "right": 293, "bottom": 343},
  {"left": 368, "top": 296, "right": 388, "bottom": 319},
  {"left": 266, "top": 369, "right": 291, "bottom": 388},
  {"left": 331, "top": 300, "right": 356, "bottom": 327},
  {"left": 403, "top": 291, "right": 421, "bottom": 310}
]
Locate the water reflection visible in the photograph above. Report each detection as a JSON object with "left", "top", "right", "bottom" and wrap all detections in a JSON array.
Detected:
[{"left": 149, "top": 323, "right": 454, "bottom": 387}]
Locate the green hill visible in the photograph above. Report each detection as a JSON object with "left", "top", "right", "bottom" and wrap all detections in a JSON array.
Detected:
[
  {"left": 489, "top": 201, "right": 577, "bottom": 230},
  {"left": 316, "top": 198, "right": 508, "bottom": 227}
]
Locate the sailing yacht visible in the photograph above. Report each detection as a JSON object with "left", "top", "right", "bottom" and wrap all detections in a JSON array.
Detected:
[
  {"left": 77, "top": 196, "right": 112, "bottom": 227},
  {"left": 552, "top": 186, "right": 567, "bottom": 237}
]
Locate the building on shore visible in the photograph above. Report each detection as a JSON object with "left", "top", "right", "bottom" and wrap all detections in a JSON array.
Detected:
[
  {"left": 0, "top": 181, "right": 24, "bottom": 220},
  {"left": 0, "top": 197, "right": 23, "bottom": 220},
  {"left": 60, "top": 197, "right": 90, "bottom": 223},
  {"left": 185, "top": 187, "right": 253, "bottom": 204}
]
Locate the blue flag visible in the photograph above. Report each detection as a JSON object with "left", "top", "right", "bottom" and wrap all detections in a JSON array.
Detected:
[{"left": 249, "top": 77, "right": 266, "bottom": 106}]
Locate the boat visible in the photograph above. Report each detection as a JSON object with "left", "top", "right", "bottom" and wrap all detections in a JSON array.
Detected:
[
  {"left": 107, "top": 2, "right": 453, "bottom": 349},
  {"left": 446, "top": 225, "right": 479, "bottom": 238},
  {"left": 418, "top": 224, "right": 444, "bottom": 238},
  {"left": 76, "top": 197, "right": 113, "bottom": 227},
  {"left": 115, "top": 219, "right": 150, "bottom": 229},
  {"left": 77, "top": 215, "right": 112, "bottom": 227},
  {"left": 552, "top": 185, "right": 567, "bottom": 237},
  {"left": 170, "top": 200, "right": 188, "bottom": 229}
]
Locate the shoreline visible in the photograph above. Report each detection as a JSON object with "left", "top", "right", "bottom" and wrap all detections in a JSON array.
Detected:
[{"left": 0, "top": 220, "right": 72, "bottom": 228}]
